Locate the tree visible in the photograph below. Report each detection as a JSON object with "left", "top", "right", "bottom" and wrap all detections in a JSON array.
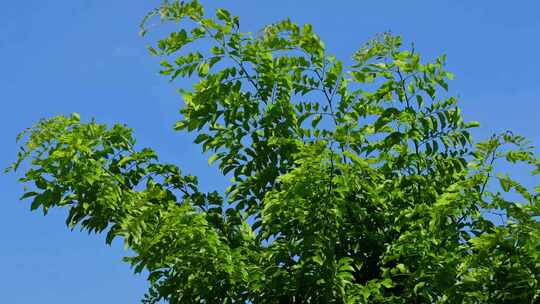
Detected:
[{"left": 7, "top": 1, "right": 540, "bottom": 303}]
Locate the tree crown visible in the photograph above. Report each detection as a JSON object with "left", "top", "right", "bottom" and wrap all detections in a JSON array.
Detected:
[{"left": 8, "top": 1, "right": 540, "bottom": 303}]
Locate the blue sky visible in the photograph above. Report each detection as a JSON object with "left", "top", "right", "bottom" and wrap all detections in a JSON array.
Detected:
[{"left": 1, "top": 1, "right": 538, "bottom": 303}]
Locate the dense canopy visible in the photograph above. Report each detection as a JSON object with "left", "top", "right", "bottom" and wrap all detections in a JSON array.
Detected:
[{"left": 8, "top": 1, "right": 540, "bottom": 303}]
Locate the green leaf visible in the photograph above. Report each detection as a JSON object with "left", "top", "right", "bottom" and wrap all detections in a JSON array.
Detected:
[
  {"left": 216, "top": 9, "right": 231, "bottom": 22},
  {"left": 30, "top": 197, "right": 42, "bottom": 211},
  {"left": 396, "top": 263, "right": 407, "bottom": 273},
  {"left": 465, "top": 121, "right": 480, "bottom": 128},
  {"left": 208, "top": 153, "right": 220, "bottom": 166},
  {"left": 198, "top": 62, "right": 210, "bottom": 76},
  {"left": 498, "top": 174, "right": 511, "bottom": 192},
  {"left": 35, "top": 179, "right": 47, "bottom": 190},
  {"left": 413, "top": 282, "right": 426, "bottom": 294},
  {"left": 311, "top": 114, "right": 322, "bottom": 128},
  {"left": 117, "top": 156, "right": 132, "bottom": 167},
  {"left": 20, "top": 191, "right": 39, "bottom": 200},
  {"left": 381, "top": 278, "right": 394, "bottom": 288}
]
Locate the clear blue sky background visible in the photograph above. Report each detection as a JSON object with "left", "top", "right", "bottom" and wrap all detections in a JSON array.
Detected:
[{"left": 1, "top": 1, "right": 538, "bottom": 303}]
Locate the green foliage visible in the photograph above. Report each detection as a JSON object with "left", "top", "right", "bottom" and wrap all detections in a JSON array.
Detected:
[{"left": 7, "top": 1, "right": 540, "bottom": 303}]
